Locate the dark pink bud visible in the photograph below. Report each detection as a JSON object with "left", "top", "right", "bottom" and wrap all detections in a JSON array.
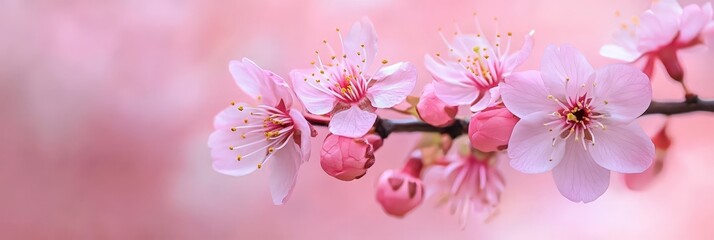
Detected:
[
  {"left": 417, "top": 83, "right": 458, "bottom": 127},
  {"left": 375, "top": 152, "right": 424, "bottom": 217},
  {"left": 658, "top": 47, "right": 684, "bottom": 82},
  {"left": 468, "top": 105, "right": 519, "bottom": 152},
  {"left": 320, "top": 133, "right": 381, "bottom": 181}
]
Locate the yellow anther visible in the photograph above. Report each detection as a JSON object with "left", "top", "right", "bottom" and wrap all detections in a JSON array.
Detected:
[
  {"left": 257, "top": 163, "right": 262, "bottom": 169},
  {"left": 310, "top": 61, "right": 315, "bottom": 65},
  {"left": 360, "top": 44, "right": 365, "bottom": 48},
  {"left": 236, "top": 155, "right": 242, "bottom": 161},
  {"left": 243, "top": 119, "right": 248, "bottom": 124},
  {"left": 229, "top": 146, "right": 234, "bottom": 150},
  {"left": 230, "top": 101, "right": 236, "bottom": 106},
  {"left": 316, "top": 79, "right": 321, "bottom": 83},
  {"left": 257, "top": 96, "right": 262, "bottom": 100},
  {"left": 508, "top": 32, "right": 513, "bottom": 36},
  {"left": 268, "top": 147, "right": 275, "bottom": 153},
  {"left": 357, "top": 52, "right": 361, "bottom": 56},
  {"left": 381, "top": 60, "right": 388, "bottom": 64},
  {"left": 566, "top": 113, "right": 578, "bottom": 122},
  {"left": 320, "top": 70, "right": 325, "bottom": 74},
  {"left": 238, "top": 106, "right": 244, "bottom": 111},
  {"left": 231, "top": 127, "right": 237, "bottom": 132},
  {"left": 241, "top": 134, "right": 246, "bottom": 139},
  {"left": 323, "top": 40, "right": 327, "bottom": 44}
]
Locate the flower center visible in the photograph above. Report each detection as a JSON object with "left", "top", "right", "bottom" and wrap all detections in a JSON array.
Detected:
[
  {"left": 545, "top": 95, "right": 608, "bottom": 151},
  {"left": 228, "top": 103, "right": 295, "bottom": 169}
]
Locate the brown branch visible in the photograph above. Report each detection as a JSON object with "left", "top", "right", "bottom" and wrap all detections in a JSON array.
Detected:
[{"left": 307, "top": 99, "right": 714, "bottom": 138}]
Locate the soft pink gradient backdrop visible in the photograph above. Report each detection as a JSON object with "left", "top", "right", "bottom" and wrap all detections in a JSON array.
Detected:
[{"left": 2, "top": 0, "right": 714, "bottom": 239}]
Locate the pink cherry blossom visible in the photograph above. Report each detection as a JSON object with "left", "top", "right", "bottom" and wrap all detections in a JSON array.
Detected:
[
  {"left": 376, "top": 151, "right": 425, "bottom": 217},
  {"left": 468, "top": 105, "right": 519, "bottom": 152},
  {"left": 290, "top": 17, "right": 417, "bottom": 138},
  {"left": 416, "top": 83, "right": 458, "bottom": 127},
  {"left": 600, "top": 0, "right": 714, "bottom": 80},
  {"left": 320, "top": 133, "right": 382, "bottom": 181},
  {"left": 423, "top": 151, "right": 505, "bottom": 226},
  {"left": 208, "top": 58, "right": 314, "bottom": 205},
  {"left": 501, "top": 45, "right": 655, "bottom": 202},
  {"left": 424, "top": 17, "right": 534, "bottom": 112}
]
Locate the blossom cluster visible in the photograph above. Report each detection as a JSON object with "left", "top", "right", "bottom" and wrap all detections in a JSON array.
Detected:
[{"left": 209, "top": 0, "right": 713, "bottom": 224}]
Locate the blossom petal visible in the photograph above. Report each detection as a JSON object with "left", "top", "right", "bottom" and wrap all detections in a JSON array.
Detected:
[
  {"left": 209, "top": 106, "right": 270, "bottom": 176},
  {"left": 469, "top": 87, "right": 501, "bottom": 112},
  {"left": 289, "top": 109, "right": 312, "bottom": 163},
  {"left": 269, "top": 140, "right": 302, "bottom": 205},
  {"left": 501, "top": 70, "right": 558, "bottom": 118},
  {"left": 540, "top": 45, "right": 594, "bottom": 99},
  {"left": 637, "top": 11, "right": 678, "bottom": 52},
  {"left": 507, "top": 112, "right": 566, "bottom": 173},
  {"left": 588, "top": 121, "right": 654, "bottom": 173},
  {"left": 289, "top": 69, "right": 337, "bottom": 115},
  {"left": 591, "top": 64, "right": 652, "bottom": 121},
  {"left": 343, "top": 17, "right": 378, "bottom": 69},
  {"left": 502, "top": 31, "right": 535, "bottom": 74},
  {"left": 678, "top": 3, "right": 713, "bottom": 44},
  {"left": 599, "top": 44, "right": 641, "bottom": 62},
  {"left": 367, "top": 62, "right": 417, "bottom": 108},
  {"left": 552, "top": 143, "right": 610, "bottom": 203},
  {"left": 329, "top": 105, "right": 377, "bottom": 137},
  {"left": 425, "top": 55, "right": 479, "bottom": 106},
  {"left": 229, "top": 58, "right": 291, "bottom": 107}
]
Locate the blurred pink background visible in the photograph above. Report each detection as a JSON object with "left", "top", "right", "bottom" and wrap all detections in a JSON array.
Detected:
[{"left": 2, "top": 0, "right": 714, "bottom": 239}]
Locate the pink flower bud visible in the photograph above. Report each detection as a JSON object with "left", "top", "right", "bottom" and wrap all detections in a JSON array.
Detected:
[
  {"left": 468, "top": 105, "right": 519, "bottom": 152},
  {"left": 417, "top": 83, "right": 458, "bottom": 127},
  {"left": 320, "top": 133, "right": 381, "bottom": 181},
  {"left": 376, "top": 152, "right": 424, "bottom": 217}
]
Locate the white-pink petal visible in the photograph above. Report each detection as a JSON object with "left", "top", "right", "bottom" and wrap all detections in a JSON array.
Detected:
[
  {"left": 599, "top": 44, "right": 641, "bottom": 62},
  {"left": 591, "top": 64, "right": 652, "bottom": 121},
  {"left": 588, "top": 121, "right": 654, "bottom": 173},
  {"left": 329, "top": 105, "right": 377, "bottom": 138},
  {"left": 552, "top": 143, "right": 610, "bottom": 203},
  {"left": 501, "top": 70, "right": 558, "bottom": 118},
  {"left": 540, "top": 45, "right": 594, "bottom": 99},
  {"left": 678, "top": 3, "right": 713, "bottom": 44},
  {"left": 289, "top": 109, "right": 312, "bottom": 163},
  {"left": 343, "top": 17, "right": 378, "bottom": 69},
  {"left": 229, "top": 58, "right": 291, "bottom": 107},
  {"left": 367, "top": 62, "right": 417, "bottom": 108},
  {"left": 502, "top": 31, "right": 535, "bottom": 74},
  {"left": 507, "top": 112, "right": 566, "bottom": 173},
  {"left": 289, "top": 69, "right": 337, "bottom": 115},
  {"left": 269, "top": 140, "right": 302, "bottom": 205}
]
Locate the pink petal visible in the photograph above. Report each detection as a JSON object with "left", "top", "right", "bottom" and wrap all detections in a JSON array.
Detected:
[
  {"left": 469, "top": 88, "right": 492, "bottom": 112},
  {"left": 343, "top": 17, "right": 378, "bottom": 69},
  {"left": 590, "top": 64, "right": 652, "bottom": 121},
  {"left": 501, "top": 70, "right": 558, "bottom": 118},
  {"left": 636, "top": 12, "right": 678, "bottom": 52},
  {"left": 289, "top": 109, "right": 312, "bottom": 163},
  {"left": 367, "top": 62, "right": 417, "bottom": 108},
  {"left": 599, "top": 44, "right": 641, "bottom": 62},
  {"left": 209, "top": 106, "right": 269, "bottom": 176},
  {"left": 502, "top": 31, "right": 535, "bottom": 74},
  {"left": 507, "top": 112, "right": 566, "bottom": 173},
  {"left": 552, "top": 143, "right": 610, "bottom": 203},
  {"left": 329, "top": 105, "right": 377, "bottom": 138},
  {"left": 589, "top": 121, "right": 655, "bottom": 173},
  {"left": 425, "top": 55, "right": 479, "bottom": 106},
  {"left": 229, "top": 58, "right": 291, "bottom": 107},
  {"left": 678, "top": 3, "right": 713, "bottom": 44},
  {"left": 289, "top": 68, "right": 337, "bottom": 115},
  {"left": 540, "top": 45, "right": 594, "bottom": 99},
  {"left": 269, "top": 141, "right": 302, "bottom": 205}
]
